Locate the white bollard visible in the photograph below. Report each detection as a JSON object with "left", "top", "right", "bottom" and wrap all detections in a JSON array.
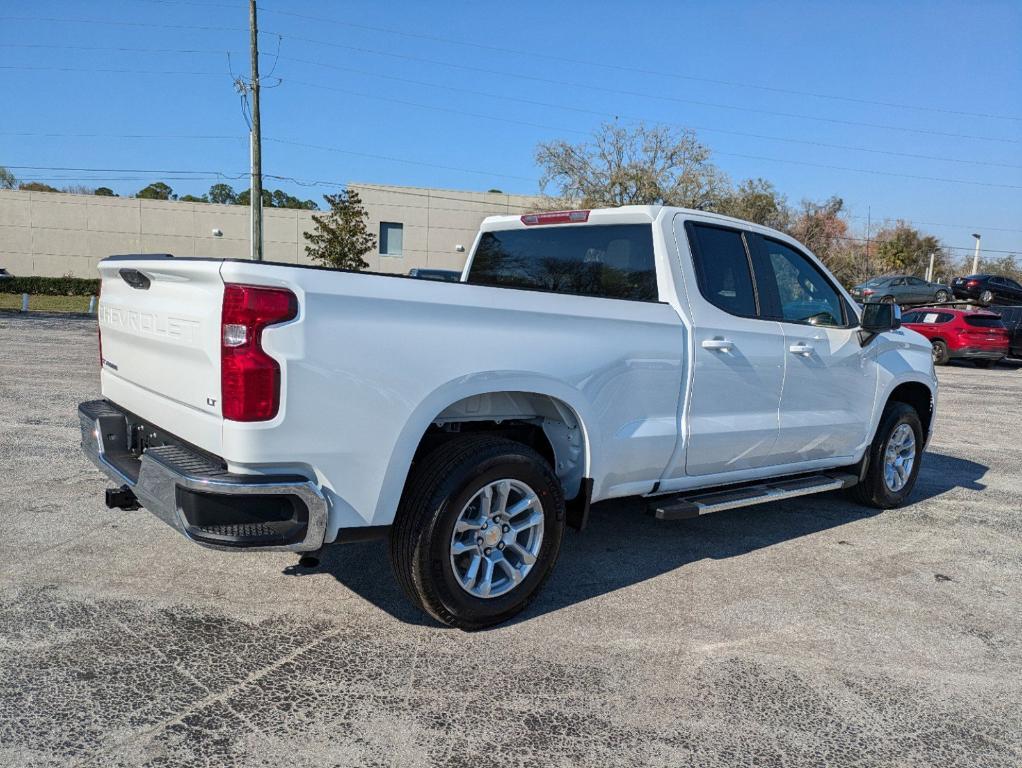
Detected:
[
  {"left": 88, "top": 296, "right": 96, "bottom": 314},
  {"left": 21, "top": 293, "right": 29, "bottom": 312}
]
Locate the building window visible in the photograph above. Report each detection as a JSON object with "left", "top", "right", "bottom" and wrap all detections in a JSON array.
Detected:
[{"left": 380, "top": 222, "right": 403, "bottom": 256}]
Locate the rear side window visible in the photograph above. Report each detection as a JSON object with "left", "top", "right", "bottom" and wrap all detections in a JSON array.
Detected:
[
  {"left": 686, "top": 224, "right": 757, "bottom": 317},
  {"left": 468, "top": 224, "right": 657, "bottom": 301},
  {"left": 964, "top": 315, "right": 1005, "bottom": 328}
]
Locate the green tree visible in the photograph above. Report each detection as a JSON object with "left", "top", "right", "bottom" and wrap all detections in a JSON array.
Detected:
[
  {"left": 873, "top": 222, "right": 951, "bottom": 277},
  {"left": 18, "top": 181, "right": 61, "bottom": 193},
  {"left": 208, "top": 183, "right": 238, "bottom": 204},
  {"left": 535, "top": 122, "right": 729, "bottom": 209},
  {"left": 0, "top": 166, "right": 18, "bottom": 190},
  {"left": 303, "top": 189, "right": 376, "bottom": 271},
  {"left": 94, "top": 187, "right": 116, "bottom": 197},
  {"left": 715, "top": 178, "right": 790, "bottom": 229},
  {"left": 179, "top": 194, "right": 209, "bottom": 203},
  {"left": 136, "top": 182, "right": 175, "bottom": 200},
  {"left": 237, "top": 188, "right": 272, "bottom": 208}
]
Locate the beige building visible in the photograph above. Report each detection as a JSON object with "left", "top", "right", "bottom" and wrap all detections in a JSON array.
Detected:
[{"left": 0, "top": 183, "right": 540, "bottom": 278}]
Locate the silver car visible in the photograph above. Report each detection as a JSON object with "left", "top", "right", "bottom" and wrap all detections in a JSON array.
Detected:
[{"left": 850, "top": 275, "right": 952, "bottom": 305}]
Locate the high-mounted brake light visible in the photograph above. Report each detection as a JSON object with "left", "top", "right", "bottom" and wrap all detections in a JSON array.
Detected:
[
  {"left": 221, "top": 284, "right": 298, "bottom": 422},
  {"left": 520, "top": 210, "right": 590, "bottom": 226}
]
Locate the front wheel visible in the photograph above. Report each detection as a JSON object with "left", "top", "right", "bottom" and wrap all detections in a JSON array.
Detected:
[
  {"left": 935, "top": 289, "right": 950, "bottom": 303},
  {"left": 389, "top": 435, "right": 565, "bottom": 630},
  {"left": 851, "top": 402, "right": 924, "bottom": 509}
]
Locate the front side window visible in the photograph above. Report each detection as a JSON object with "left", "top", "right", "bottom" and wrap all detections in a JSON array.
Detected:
[
  {"left": 686, "top": 223, "right": 757, "bottom": 317},
  {"left": 467, "top": 224, "right": 657, "bottom": 301},
  {"left": 907, "top": 277, "right": 926, "bottom": 285},
  {"left": 758, "top": 238, "right": 846, "bottom": 327}
]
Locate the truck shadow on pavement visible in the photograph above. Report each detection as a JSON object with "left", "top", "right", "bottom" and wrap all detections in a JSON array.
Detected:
[{"left": 293, "top": 451, "right": 988, "bottom": 629}]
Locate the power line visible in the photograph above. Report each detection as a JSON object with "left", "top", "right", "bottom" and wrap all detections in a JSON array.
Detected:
[
  {"left": 279, "top": 79, "right": 1022, "bottom": 191},
  {"left": 257, "top": 6, "right": 1022, "bottom": 123},
  {"left": 263, "top": 139, "right": 535, "bottom": 182},
  {"left": 6, "top": 13, "right": 1020, "bottom": 142},
  {"left": 277, "top": 53, "right": 1022, "bottom": 169},
  {"left": 273, "top": 35, "right": 1020, "bottom": 145}
]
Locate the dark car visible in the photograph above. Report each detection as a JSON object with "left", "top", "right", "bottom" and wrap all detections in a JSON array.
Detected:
[
  {"left": 849, "top": 274, "right": 952, "bottom": 305},
  {"left": 0, "top": 268, "right": 12, "bottom": 281},
  {"left": 901, "top": 307, "right": 1009, "bottom": 367},
  {"left": 950, "top": 274, "right": 1022, "bottom": 305},
  {"left": 994, "top": 305, "right": 1022, "bottom": 358},
  {"left": 408, "top": 268, "right": 461, "bottom": 282}
]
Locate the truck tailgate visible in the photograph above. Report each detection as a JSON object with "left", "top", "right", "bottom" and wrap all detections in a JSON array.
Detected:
[{"left": 97, "top": 258, "right": 225, "bottom": 446}]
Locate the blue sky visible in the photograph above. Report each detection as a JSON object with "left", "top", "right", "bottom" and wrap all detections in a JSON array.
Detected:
[{"left": 2, "top": 0, "right": 1020, "bottom": 258}]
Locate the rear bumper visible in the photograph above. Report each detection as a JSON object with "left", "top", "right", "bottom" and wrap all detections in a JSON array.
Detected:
[
  {"left": 79, "top": 399, "right": 327, "bottom": 552},
  {"left": 950, "top": 346, "right": 1007, "bottom": 360}
]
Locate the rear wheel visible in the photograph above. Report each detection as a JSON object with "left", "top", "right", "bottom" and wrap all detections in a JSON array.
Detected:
[
  {"left": 851, "top": 402, "right": 923, "bottom": 509},
  {"left": 931, "top": 339, "right": 950, "bottom": 366},
  {"left": 980, "top": 289, "right": 994, "bottom": 305},
  {"left": 389, "top": 435, "right": 565, "bottom": 630},
  {"left": 881, "top": 295, "right": 896, "bottom": 304}
]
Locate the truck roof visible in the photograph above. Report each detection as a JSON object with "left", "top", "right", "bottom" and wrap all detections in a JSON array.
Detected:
[{"left": 480, "top": 204, "right": 789, "bottom": 238}]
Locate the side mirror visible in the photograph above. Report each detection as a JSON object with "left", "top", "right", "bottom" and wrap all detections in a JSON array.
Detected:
[{"left": 859, "top": 302, "right": 901, "bottom": 344}]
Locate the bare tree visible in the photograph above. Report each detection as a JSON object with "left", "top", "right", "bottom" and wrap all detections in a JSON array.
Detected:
[{"left": 535, "top": 122, "right": 729, "bottom": 209}]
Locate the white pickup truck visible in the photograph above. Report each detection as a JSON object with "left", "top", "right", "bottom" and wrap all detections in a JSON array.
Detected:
[{"left": 80, "top": 206, "right": 936, "bottom": 629}]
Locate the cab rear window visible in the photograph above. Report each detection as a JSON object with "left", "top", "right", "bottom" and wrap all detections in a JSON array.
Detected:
[{"left": 467, "top": 224, "right": 657, "bottom": 301}]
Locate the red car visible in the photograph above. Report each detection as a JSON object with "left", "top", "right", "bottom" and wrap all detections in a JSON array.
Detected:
[{"left": 901, "top": 307, "right": 1009, "bottom": 367}]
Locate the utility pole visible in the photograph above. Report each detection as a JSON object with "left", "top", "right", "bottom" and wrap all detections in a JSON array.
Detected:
[
  {"left": 971, "top": 233, "right": 981, "bottom": 275},
  {"left": 864, "top": 205, "right": 872, "bottom": 276},
  {"left": 249, "top": 0, "right": 263, "bottom": 261}
]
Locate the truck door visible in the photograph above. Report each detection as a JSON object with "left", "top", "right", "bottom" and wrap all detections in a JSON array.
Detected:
[
  {"left": 673, "top": 220, "right": 786, "bottom": 476},
  {"left": 748, "top": 234, "right": 877, "bottom": 461}
]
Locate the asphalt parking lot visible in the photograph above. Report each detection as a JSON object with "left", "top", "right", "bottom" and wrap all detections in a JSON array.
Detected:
[{"left": 1, "top": 312, "right": 1020, "bottom": 768}]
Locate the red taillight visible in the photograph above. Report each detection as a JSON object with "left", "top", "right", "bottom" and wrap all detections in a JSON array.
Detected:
[
  {"left": 221, "top": 284, "right": 298, "bottom": 422},
  {"left": 862, "top": 289, "right": 875, "bottom": 296},
  {"left": 966, "top": 280, "right": 979, "bottom": 287},
  {"left": 520, "top": 210, "right": 590, "bottom": 226}
]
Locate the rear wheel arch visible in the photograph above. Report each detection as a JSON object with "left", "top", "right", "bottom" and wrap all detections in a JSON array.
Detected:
[{"left": 411, "top": 391, "right": 591, "bottom": 504}]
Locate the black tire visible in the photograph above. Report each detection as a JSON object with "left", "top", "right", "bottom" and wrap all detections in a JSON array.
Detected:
[
  {"left": 931, "top": 339, "right": 950, "bottom": 366},
  {"left": 850, "top": 402, "right": 924, "bottom": 509},
  {"left": 973, "top": 359, "right": 996, "bottom": 368},
  {"left": 934, "top": 289, "right": 950, "bottom": 303},
  {"left": 980, "top": 289, "right": 994, "bottom": 305},
  {"left": 881, "top": 295, "right": 896, "bottom": 304},
  {"left": 389, "top": 435, "right": 565, "bottom": 630}
]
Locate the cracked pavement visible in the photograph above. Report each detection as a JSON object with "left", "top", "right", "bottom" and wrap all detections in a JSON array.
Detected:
[{"left": 1, "top": 313, "right": 1020, "bottom": 767}]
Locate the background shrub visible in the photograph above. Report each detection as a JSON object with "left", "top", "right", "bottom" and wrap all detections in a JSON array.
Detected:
[{"left": 0, "top": 276, "right": 100, "bottom": 296}]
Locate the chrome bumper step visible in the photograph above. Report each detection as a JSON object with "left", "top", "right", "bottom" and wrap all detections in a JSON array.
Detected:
[
  {"left": 79, "top": 399, "right": 328, "bottom": 552},
  {"left": 649, "top": 472, "right": 859, "bottom": 521}
]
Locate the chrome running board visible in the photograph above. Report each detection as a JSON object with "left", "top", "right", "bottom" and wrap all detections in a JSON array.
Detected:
[{"left": 649, "top": 472, "right": 859, "bottom": 521}]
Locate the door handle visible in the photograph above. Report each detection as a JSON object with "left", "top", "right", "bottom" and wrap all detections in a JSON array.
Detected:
[
  {"left": 789, "top": 342, "right": 814, "bottom": 356},
  {"left": 701, "top": 338, "right": 734, "bottom": 352}
]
